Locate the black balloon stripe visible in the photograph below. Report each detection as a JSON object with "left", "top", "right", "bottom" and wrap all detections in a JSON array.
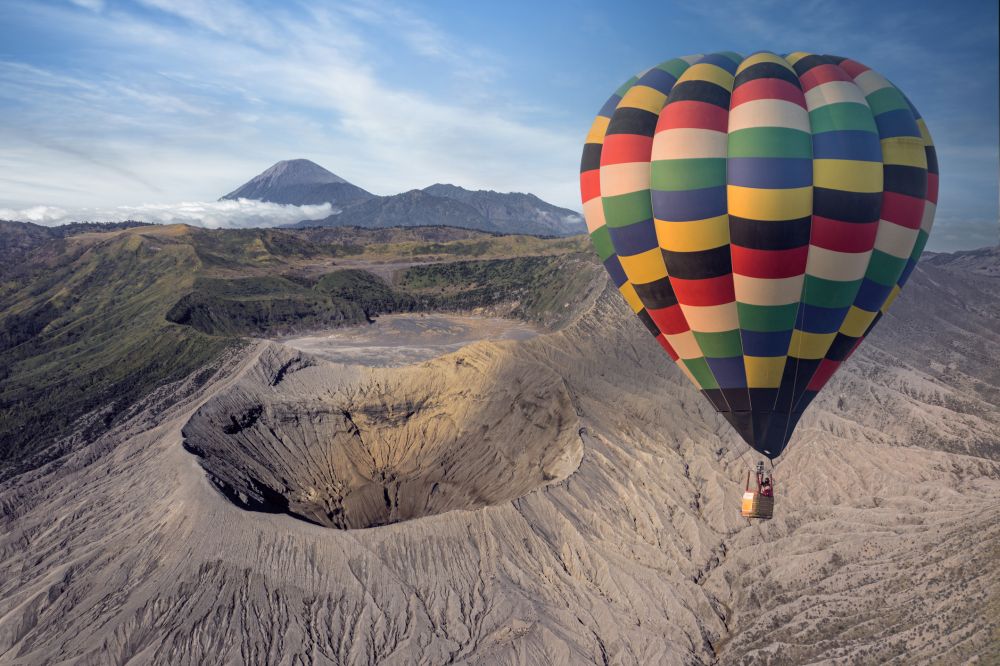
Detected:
[
  {"left": 666, "top": 80, "right": 732, "bottom": 108},
  {"left": 734, "top": 61, "right": 801, "bottom": 88},
  {"left": 883, "top": 164, "right": 928, "bottom": 199},
  {"left": 605, "top": 107, "right": 659, "bottom": 136},
  {"left": 813, "top": 188, "right": 882, "bottom": 223},
  {"left": 633, "top": 277, "right": 679, "bottom": 310},
  {"left": 791, "top": 54, "right": 842, "bottom": 76},
  {"left": 729, "top": 216, "right": 812, "bottom": 250},
  {"left": 661, "top": 245, "right": 732, "bottom": 280},
  {"left": 636, "top": 309, "right": 661, "bottom": 336}
]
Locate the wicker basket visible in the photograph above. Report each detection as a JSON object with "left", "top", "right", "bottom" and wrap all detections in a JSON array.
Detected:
[{"left": 741, "top": 492, "right": 774, "bottom": 519}]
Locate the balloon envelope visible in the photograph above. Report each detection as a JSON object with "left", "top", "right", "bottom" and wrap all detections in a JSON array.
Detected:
[{"left": 580, "top": 52, "right": 937, "bottom": 458}]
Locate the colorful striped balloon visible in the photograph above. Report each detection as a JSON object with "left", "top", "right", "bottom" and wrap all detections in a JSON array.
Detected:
[{"left": 580, "top": 52, "right": 937, "bottom": 459}]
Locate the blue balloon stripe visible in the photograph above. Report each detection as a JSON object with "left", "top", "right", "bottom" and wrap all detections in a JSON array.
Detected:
[
  {"left": 698, "top": 52, "right": 740, "bottom": 74},
  {"left": 741, "top": 329, "right": 793, "bottom": 356},
  {"left": 706, "top": 356, "right": 748, "bottom": 388},
  {"left": 651, "top": 186, "right": 727, "bottom": 222},
  {"left": 636, "top": 67, "right": 678, "bottom": 95},
  {"left": 874, "top": 108, "right": 922, "bottom": 139},
  {"left": 598, "top": 95, "right": 622, "bottom": 118},
  {"left": 811, "top": 130, "right": 882, "bottom": 162},
  {"left": 795, "top": 303, "right": 851, "bottom": 334},
  {"left": 727, "top": 157, "right": 813, "bottom": 189},
  {"left": 603, "top": 255, "right": 628, "bottom": 287},
  {"left": 608, "top": 218, "right": 659, "bottom": 256},
  {"left": 854, "top": 278, "right": 894, "bottom": 311}
]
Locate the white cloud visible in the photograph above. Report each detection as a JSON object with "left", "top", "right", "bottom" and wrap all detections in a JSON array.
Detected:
[
  {"left": 67, "top": 0, "right": 103, "bottom": 12},
  {"left": 0, "top": 0, "right": 583, "bottom": 212},
  {"left": 0, "top": 199, "right": 332, "bottom": 229},
  {"left": 132, "top": 0, "right": 283, "bottom": 49},
  {"left": 0, "top": 205, "right": 70, "bottom": 223}
]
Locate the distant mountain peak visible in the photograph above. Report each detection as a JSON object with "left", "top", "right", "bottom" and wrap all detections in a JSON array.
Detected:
[
  {"left": 254, "top": 159, "right": 348, "bottom": 186},
  {"left": 222, "top": 164, "right": 584, "bottom": 236},
  {"left": 424, "top": 183, "right": 466, "bottom": 193},
  {"left": 220, "top": 159, "right": 372, "bottom": 206}
]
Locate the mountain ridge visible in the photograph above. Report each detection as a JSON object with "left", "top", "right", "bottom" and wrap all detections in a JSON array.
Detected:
[
  {"left": 421, "top": 183, "right": 585, "bottom": 235},
  {"left": 223, "top": 159, "right": 584, "bottom": 236},
  {"left": 288, "top": 188, "right": 497, "bottom": 233},
  {"left": 220, "top": 158, "right": 374, "bottom": 206},
  {"left": 286, "top": 184, "right": 585, "bottom": 236}
]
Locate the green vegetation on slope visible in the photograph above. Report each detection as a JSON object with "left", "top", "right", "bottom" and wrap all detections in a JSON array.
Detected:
[
  {"left": 0, "top": 223, "right": 595, "bottom": 478},
  {"left": 165, "top": 272, "right": 419, "bottom": 336},
  {"left": 167, "top": 254, "right": 597, "bottom": 337},
  {"left": 398, "top": 254, "right": 596, "bottom": 325},
  {"left": 341, "top": 233, "right": 588, "bottom": 261},
  {"left": 0, "top": 228, "right": 231, "bottom": 476}
]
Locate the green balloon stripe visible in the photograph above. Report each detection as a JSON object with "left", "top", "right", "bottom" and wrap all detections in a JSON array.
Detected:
[{"left": 579, "top": 50, "right": 936, "bottom": 459}]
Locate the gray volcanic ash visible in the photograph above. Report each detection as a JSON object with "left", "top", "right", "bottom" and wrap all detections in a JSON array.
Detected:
[{"left": 0, "top": 250, "right": 998, "bottom": 664}]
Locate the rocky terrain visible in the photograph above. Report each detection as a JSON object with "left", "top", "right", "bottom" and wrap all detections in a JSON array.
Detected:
[{"left": 0, "top": 240, "right": 997, "bottom": 664}]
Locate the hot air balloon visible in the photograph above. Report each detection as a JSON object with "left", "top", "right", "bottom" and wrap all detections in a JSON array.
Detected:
[{"left": 580, "top": 53, "right": 937, "bottom": 492}]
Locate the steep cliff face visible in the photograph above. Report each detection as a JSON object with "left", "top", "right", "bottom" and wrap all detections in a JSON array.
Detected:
[{"left": 0, "top": 253, "right": 997, "bottom": 664}]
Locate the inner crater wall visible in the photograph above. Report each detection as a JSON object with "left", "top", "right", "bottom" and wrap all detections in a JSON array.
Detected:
[{"left": 181, "top": 343, "right": 583, "bottom": 529}]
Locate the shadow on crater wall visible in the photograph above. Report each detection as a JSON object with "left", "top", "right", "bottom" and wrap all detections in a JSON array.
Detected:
[{"left": 181, "top": 344, "right": 583, "bottom": 529}]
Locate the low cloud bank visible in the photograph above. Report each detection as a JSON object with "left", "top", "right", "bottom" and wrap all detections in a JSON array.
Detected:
[{"left": 0, "top": 199, "right": 332, "bottom": 229}]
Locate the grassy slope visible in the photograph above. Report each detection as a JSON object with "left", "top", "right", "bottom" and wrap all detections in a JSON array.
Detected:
[
  {"left": 397, "top": 253, "right": 596, "bottom": 326},
  {"left": 164, "top": 274, "right": 384, "bottom": 336},
  {"left": 0, "top": 224, "right": 594, "bottom": 476},
  {"left": 351, "top": 234, "right": 587, "bottom": 260},
  {"left": 0, "top": 227, "right": 231, "bottom": 474},
  {"left": 168, "top": 253, "right": 597, "bottom": 337}
]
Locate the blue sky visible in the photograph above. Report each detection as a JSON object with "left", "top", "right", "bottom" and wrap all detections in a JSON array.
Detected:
[{"left": 0, "top": 0, "right": 996, "bottom": 249}]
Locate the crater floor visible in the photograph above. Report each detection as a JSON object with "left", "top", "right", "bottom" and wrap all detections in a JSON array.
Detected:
[{"left": 279, "top": 314, "right": 539, "bottom": 367}]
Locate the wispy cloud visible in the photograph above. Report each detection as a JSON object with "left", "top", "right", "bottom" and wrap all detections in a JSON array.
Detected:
[
  {"left": 0, "top": 199, "right": 332, "bottom": 229},
  {"left": 66, "top": 0, "right": 103, "bottom": 12},
  {"left": 0, "top": 0, "right": 578, "bottom": 213},
  {"left": 132, "top": 0, "right": 287, "bottom": 49}
]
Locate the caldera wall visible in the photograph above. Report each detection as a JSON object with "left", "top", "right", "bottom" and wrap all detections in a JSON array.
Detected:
[{"left": 181, "top": 342, "right": 583, "bottom": 529}]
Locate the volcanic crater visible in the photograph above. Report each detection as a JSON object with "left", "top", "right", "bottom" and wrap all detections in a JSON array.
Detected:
[{"left": 181, "top": 341, "right": 583, "bottom": 529}]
